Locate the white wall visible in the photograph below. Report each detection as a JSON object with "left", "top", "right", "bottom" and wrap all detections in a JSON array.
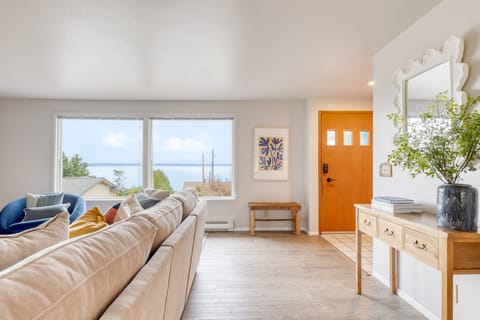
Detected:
[
  {"left": 0, "top": 96, "right": 373, "bottom": 234},
  {"left": 0, "top": 98, "right": 307, "bottom": 231},
  {"left": 373, "top": 0, "right": 480, "bottom": 318}
]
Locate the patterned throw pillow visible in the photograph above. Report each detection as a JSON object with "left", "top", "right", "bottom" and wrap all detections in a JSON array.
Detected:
[
  {"left": 69, "top": 206, "right": 108, "bottom": 238},
  {"left": 23, "top": 203, "right": 71, "bottom": 221},
  {"left": 25, "top": 192, "right": 64, "bottom": 208},
  {"left": 104, "top": 202, "right": 122, "bottom": 225},
  {"left": 104, "top": 195, "right": 143, "bottom": 224}
]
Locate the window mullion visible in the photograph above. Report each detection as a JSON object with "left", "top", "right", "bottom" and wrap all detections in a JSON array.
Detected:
[{"left": 143, "top": 117, "right": 152, "bottom": 189}]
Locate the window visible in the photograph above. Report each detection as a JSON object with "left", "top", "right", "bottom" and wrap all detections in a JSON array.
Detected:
[
  {"left": 152, "top": 118, "right": 233, "bottom": 197},
  {"left": 59, "top": 118, "right": 143, "bottom": 198},
  {"left": 57, "top": 116, "right": 234, "bottom": 199}
]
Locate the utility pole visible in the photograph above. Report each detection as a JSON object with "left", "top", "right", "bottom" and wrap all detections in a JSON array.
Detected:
[
  {"left": 201, "top": 152, "right": 205, "bottom": 187},
  {"left": 210, "top": 149, "right": 215, "bottom": 182}
]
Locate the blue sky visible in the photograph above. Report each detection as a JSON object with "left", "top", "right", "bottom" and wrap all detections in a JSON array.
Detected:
[{"left": 62, "top": 118, "right": 233, "bottom": 164}]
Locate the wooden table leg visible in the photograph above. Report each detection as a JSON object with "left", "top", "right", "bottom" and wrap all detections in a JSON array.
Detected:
[
  {"left": 440, "top": 237, "right": 453, "bottom": 320},
  {"left": 356, "top": 228, "right": 362, "bottom": 294},
  {"left": 389, "top": 247, "right": 397, "bottom": 294},
  {"left": 250, "top": 209, "right": 255, "bottom": 236}
]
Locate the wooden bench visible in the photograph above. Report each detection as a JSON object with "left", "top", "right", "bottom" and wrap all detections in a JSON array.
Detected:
[{"left": 248, "top": 202, "right": 301, "bottom": 235}]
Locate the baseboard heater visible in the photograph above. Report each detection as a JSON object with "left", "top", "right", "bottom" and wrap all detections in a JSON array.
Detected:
[{"left": 205, "top": 219, "right": 234, "bottom": 231}]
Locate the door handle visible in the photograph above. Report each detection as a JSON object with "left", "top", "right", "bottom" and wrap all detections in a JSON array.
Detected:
[{"left": 326, "top": 177, "right": 336, "bottom": 183}]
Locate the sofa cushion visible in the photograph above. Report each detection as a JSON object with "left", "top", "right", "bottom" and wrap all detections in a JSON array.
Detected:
[
  {"left": 25, "top": 192, "right": 64, "bottom": 208},
  {"left": 0, "top": 212, "right": 69, "bottom": 271},
  {"left": 136, "top": 197, "right": 183, "bottom": 252},
  {"left": 171, "top": 188, "right": 199, "bottom": 220},
  {"left": 99, "top": 246, "right": 173, "bottom": 320},
  {"left": 186, "top": 200, "right": 207, "bottom": 297},
  {"left": 69, "top": 206, "right": 108, "bottom": 238},
  {"left": 163, "top": 216, "right": 197, "bottom": 320},
  {"left": 23, "top": 203, "right": 71, "bottom": 221},
  {"left": 0, "top": 215, "right": 157, "bottom": 320}
]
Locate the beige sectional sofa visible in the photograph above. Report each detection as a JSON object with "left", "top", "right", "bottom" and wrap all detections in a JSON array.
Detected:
[{"left": 0, "top": 192, "right": 206, "bottom": 320}]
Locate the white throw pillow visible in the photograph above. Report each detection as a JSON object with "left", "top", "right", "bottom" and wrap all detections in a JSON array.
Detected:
[
  {"left": 113, "top": 195, "right": 143, "bottom": 223},
  {"left": 144, "top": 188, "right": 170, "bottom": 201}
]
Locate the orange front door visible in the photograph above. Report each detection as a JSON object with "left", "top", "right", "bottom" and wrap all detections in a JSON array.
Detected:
[{"left": 319, "top": 111, "right": 373, "bottom": 232}]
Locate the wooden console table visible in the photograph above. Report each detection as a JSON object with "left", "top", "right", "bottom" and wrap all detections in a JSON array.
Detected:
[
  {"left": 355, "top": 204, "right": 480, "bottom": 320},
  {"left": 248, "top": 202, "right": 301, "bottom": 235}
]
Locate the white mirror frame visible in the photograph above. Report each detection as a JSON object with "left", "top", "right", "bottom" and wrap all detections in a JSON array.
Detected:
[{"left": 393, "top": 36, "right": 469, "bottom": 127}]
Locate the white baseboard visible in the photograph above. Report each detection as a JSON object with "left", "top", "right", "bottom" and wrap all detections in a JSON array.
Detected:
[
  {"left": 307, "top": 231, "right": 319, "bottom": 236},
  {"left": 372, "top": 271, "right": 439, "bottom": 320},
  {"left": 234, "top": 227, "right": 308, "bottom": 233},
  {"left": 396, "top": 289, "right": 440, "bottom": 320},
  {"left": 372, "top": 270, "right": 389, "bottom": 287}
]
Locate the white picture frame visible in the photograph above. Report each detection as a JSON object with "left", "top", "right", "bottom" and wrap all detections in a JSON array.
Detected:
[{"left": 253, "top": 127, "right": 289, "bottom": 180}]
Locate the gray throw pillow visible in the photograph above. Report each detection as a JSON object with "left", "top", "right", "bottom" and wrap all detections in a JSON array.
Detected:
[
  {"left": 25, "top": 192, "right": 64, "bottom": 208},
  {"left": 136, "top": 192, "right": 160, "bottom": 209},
  {"left": 23, "top": 203, "right": 71, "bottom": 221}
]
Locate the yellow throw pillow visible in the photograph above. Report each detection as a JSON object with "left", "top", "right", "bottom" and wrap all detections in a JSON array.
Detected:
[{"left": 69, "top": 206, "right": 108, "bottom": 238}]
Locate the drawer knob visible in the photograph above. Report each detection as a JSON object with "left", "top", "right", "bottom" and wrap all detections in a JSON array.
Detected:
[
  {"left": 384, "top": 228, "right": 394, "bottom": 236},
  {"left": 413, "top": 240, "right": 427, "bottom": 250},
  {"left": 363, "top": 219, "right": 371, "bottom": 226}
]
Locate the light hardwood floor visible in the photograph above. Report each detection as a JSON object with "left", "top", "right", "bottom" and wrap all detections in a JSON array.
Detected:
[
  {"left": 182, "top": 232, "right": 426, "bottom": 320},
  {"left": 321, "top": 233, "right": 373, "bottom": 275}
]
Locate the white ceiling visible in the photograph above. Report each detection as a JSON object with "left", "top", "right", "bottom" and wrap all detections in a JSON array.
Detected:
[{"left": 0, "top": 0, "right": 441, "bottom": 101}]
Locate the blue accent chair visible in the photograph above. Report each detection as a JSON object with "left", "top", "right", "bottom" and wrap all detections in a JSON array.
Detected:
[{"left": 0, "top": 193, "right": 86, "bottom": 234}]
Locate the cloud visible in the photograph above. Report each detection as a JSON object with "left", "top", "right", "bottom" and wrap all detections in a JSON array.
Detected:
[
  {"left": 161, "top": 136, "right": 206, "bottom": 152},
  {"left": 103, "top": 132, "right": 131, "bottom": 147}
]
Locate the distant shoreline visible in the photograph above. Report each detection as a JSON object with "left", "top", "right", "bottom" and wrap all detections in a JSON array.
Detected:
[{"left": 88, "top": 163, "right": 232, "bottom": 167}]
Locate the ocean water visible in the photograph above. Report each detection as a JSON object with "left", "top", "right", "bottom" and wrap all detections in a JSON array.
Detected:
[{"left": 88, "top": 164, "right": 232, "bottom": 191}]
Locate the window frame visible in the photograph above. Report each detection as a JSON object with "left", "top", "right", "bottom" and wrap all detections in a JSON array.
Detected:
[{"left": 54, "top": 113, "right": 236, "bottom": 201}]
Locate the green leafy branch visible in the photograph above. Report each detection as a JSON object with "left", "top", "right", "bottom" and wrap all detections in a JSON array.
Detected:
[{"left": 387, "top": 92, "right": 480, "bottom": 185}]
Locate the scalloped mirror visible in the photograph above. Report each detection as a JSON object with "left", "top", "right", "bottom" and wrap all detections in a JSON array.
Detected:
[{"left": 393, "top": 36, "right": 469, "bottom": 132}]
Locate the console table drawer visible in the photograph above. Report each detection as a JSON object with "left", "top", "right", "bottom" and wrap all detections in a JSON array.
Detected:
[
  {"left": 378, "top": 219, "right": 402, "bottom": 248},
  {"left": 358, "top": 211, "right": 377, "bottom": 236},
  {"left": 404, "top": 228, "right": 438, "bottom": 268}
]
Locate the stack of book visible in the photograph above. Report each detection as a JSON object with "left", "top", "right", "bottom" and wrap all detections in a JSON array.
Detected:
[{"left": 371, "top": 196, "right": 422, "bottom": 213}]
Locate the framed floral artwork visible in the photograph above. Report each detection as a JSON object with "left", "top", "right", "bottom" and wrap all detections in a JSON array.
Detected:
[{"left": 253, "top": 128, "right": 289, "bottom": 180}]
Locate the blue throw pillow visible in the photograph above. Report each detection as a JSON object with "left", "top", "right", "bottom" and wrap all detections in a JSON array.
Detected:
[{"left": 23, "top": 203, "right": 71, "bottom": 221}]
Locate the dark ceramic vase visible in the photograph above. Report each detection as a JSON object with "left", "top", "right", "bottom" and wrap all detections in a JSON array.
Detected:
[{"left": 437, "top": 184, "right": 478, "bottom": 231}]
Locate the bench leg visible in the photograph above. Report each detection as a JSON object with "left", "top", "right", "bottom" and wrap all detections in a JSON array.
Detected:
[
  {"left": 250, "top": 209, "right": 255, "bottom": 235},
  {"left": 294, "top": 209, "right": 300, "bottom": 235},
  {"left": 291, "top": 210, "right": 295, "bottom": 233}
]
